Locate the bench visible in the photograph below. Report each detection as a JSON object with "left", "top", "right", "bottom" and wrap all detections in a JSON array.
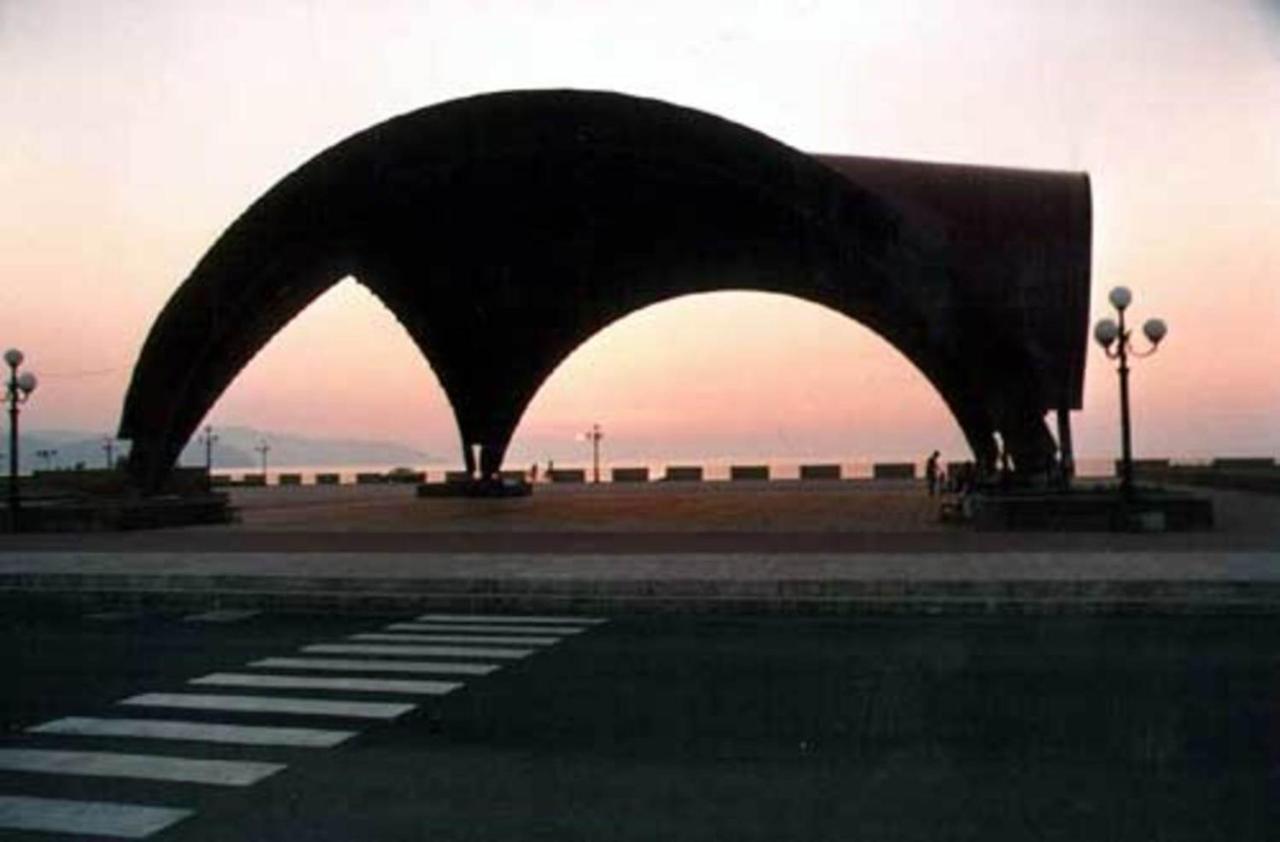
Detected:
[
  {"left": 663, "top": 466, "right": 703, "bottom": 482},
  {"left": 730, "top": 465, "right": 769, "bottom": 481},
  {"left": 799, "top": 464, "right": 841, "bottom": 480},
  {"left": 611, "top": 467, "right": 650, "bottom": 483}
]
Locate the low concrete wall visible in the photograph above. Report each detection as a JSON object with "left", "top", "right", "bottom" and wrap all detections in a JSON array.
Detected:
[
  {"left": 611, "top": 467, "right": 650, "bottom": 483},
  {"left": 31, "top": 467, "right": 209, "bottom": 495},
  {"left": 873, "top": 463, "right": 916, "bottom": 479},
  {"left": 549, "top": 469, "right": 587, "bottom": 484},
  {"left": 444, "top": 471, "right": 471, "bottom": 484},
  {"left": 1122, "top": 458, "right": 1280, "bottom": 496},
  {"left": 1211, "top": 457, "right": 1276, "bottom": 470},
  {"left": 387, "top": 471, "right": 426, "bottom": 484},
  {"left": 664, "top": 466, "right": 703, "bottom": 482},
  {"left": 1164, "top": 467, "right": 1280, "bottom": 496},
  {"left": 799, "top": 464, "right": 841, "bottom": 480},
  {"left": 355, "top": 473, "right": 387, "bottom": 485},
  {"left": 278, "top": 473, "right": 302, "bottom": 486},
  {"left": 239, "top": 474, "right": 266, "bottom": 487},
  {"left": 315, "top": 473, "right": 341, "bottom": 485},
  {"left": 730, "top": 465, "right": 770, "bottom": 481}
]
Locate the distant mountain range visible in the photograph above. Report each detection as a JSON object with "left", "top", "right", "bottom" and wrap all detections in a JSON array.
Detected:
[{"left": 10, "top": 426, "right": 436, "bottom": 471}]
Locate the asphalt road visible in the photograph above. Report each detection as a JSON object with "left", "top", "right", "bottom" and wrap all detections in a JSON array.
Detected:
[{"left": 0, "top": 607, "right": 1275, "bottom": 841}]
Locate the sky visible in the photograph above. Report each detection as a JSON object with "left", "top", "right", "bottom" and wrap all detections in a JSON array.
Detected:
[{"left": 1, "top": 0, "right": 1277, "bottom": 466}]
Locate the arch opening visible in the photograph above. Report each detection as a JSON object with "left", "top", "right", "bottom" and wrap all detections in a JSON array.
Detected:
[
  {"left": 172, "top": 276, "right": 460, "bottom": 474},
  {"left": 507, "top": 290, "right": 971, "bottom": 473}
]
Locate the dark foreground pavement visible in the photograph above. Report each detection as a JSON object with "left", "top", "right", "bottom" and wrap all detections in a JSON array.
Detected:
[{"left": 1, "top": 608, "right": 1276, "bottom": 840}]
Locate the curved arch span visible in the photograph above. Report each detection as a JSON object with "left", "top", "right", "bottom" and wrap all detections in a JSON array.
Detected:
[{"left": 119, "top": 89, "right": 1091, "bottom": 491}]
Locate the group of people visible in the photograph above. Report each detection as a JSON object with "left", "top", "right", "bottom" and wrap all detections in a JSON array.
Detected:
[{"left": 925, "top": 451, "right": 979, "bottom": 496}]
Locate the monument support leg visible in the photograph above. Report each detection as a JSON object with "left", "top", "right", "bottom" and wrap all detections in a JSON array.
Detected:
[
  {"left": 463, "top": 443, "right": 477, "bottom": 479},
  {"left": 479, "top": 442, "right": 504, "bottom": 482},
  {"left": 1056, "top": 407, "right": 1075, "bottom": 486}
]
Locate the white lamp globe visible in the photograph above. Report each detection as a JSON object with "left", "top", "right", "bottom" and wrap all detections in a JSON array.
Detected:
[
  {"left": 16, "top": 372, "right": 37, "bottom": 394},
  {"left": 3, "top": 348, "right": 23, "bottom": 368},
  {"left": 1142, "top": 318, "right": 1167, "bottom": 345},
  {"left": 1108, "top": 286, "right": 1132, "bottom": 311},
  {"left": 1093, "top": 318, "right": 1119, "bottom": 348}
]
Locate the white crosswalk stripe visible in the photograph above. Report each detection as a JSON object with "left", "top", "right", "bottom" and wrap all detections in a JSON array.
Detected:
[
  {"left": 121, "top": 692, "right": 416, "bottom": 719},
  {"left": 183, "top": 609, "right": 260, "bottom": 623},
  {"left": 0, "top": 794, "right": 193, "bottom": 839},
  {"left": 387, "top": 622, "right": 584, "bottom": 635},
  {"left": 30, "top": 716, "right": 355, "bottom": 748},
  {"left": 352, "top": 632, "right": 561, "bottom": 646},
  {"left": 190, "top": 672, "right": 461, "bottom": 695},
  {"left": 250, "top": 657, "right": 499, "bottom": 676},
  {"left": 304, "top": 643, "right": 534, "bottom": 659},
  {"left": 0, "top": 748, "right": 284, "bottom": 786},
  {"left": 415, "top": 613, "right": 606, "bottom": 625}
]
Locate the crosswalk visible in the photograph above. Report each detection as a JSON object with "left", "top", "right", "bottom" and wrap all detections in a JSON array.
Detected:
[{"left": 0, "top": 611, "right": 608, "bottom": 838}]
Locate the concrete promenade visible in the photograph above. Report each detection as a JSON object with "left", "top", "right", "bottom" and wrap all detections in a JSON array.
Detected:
[{"left": 1, "top": 483, "right": 1277, "bottom": 615}]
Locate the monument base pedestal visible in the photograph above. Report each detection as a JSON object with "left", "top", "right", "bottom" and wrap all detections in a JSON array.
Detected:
[
  {"left": 966, "top": 487, "right": 1214, "bottom": 532},
  {"left": 416, "top": 478, "right": 533, "bottom": 499},
  {"left": 1, "top": 492, "right": 234, "bottom": 533}
]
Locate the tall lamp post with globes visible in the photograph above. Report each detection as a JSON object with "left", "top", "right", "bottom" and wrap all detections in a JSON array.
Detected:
[
  {"left": 1093, "top": 286, "right": 1167, "bottom": 500},
  {"left": 5, "top": 348, "right": 39, "bottom": 526}
]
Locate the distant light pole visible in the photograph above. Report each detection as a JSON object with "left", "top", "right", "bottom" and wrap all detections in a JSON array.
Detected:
[
  {"left": 5, "top": 348, "right": 39, "bottom": 525},
  {"left": 1093, "top": 286, "right": 1167, "bottom": 500},
  {"left": 255, "top": 440, "right": 271, "bottom": 480},
  {"left": 198, "top": 425, "right": 219, "bottom": 473},
  {"left": 583, "top": 423, "right": 603, "bottom": 483},
  {"left": 102, "top": 437, "right": 115, "bottom": 470},
  {"left": 35, "top": 448, "right": 57, "bottom": 471}
]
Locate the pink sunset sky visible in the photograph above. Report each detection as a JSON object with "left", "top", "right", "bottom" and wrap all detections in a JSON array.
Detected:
[{"left": 1, "top": 0, "right": 1277, "bottom": 466}]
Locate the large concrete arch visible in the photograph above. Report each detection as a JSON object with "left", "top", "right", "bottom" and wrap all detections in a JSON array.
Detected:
[{"left": 119, "top": 89, "right": 1091, "bottom": 492}]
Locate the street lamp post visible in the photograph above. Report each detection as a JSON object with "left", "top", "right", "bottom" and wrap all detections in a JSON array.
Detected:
[
  {"left": 5, "top": 348, "right": 39, "bottom": 526},
  {"left": 255, "top": 440, "right": 271, "bottom": 481},
  {"left": 102, "top": 437, "right": 115, "bottom": 470},
  {"left": 584, "top": 423, "right": 603, "bottom": 483},
  {"left": 1093, "top": 286, "right": 1167, "bottom": 500},
  {"left": 198, "top": 425, "right": 219, "bottom": 473}
]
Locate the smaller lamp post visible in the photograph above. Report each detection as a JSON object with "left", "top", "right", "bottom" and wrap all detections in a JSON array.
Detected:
[
  {"left": 5, "top": 348, "right": 38, "bottom": 525},
  {"left": 102, "top": 437, "right": 116, "bottom": 470},
  {"left": 35, "top": 448, "right": 57, "bottom": 471},
  {"left": 1093, "top": 286, "right": 1167, "bottom": 500},
  {"left": 255, "top": 440, "right": 271, "bottom": 482},
  {"left": 583, "top": 423, "right": 603, "bottom": 483},
  {"left": 198, "top": 425, "right": 219, "bottom": 473}
]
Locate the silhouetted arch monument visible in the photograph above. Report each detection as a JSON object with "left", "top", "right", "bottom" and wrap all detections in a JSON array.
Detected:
[{"left": 120, "top": 89, "right": 1091, "bottom": 492}]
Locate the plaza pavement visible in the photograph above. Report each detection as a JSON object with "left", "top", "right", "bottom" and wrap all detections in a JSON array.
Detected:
[{"left": 0, "top": 482, "right": 1277, "bottom": 615}]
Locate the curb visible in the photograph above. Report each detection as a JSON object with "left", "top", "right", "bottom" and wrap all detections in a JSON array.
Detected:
[{"left": 4, "top": 574, "right": 1279, "bottom": 617}]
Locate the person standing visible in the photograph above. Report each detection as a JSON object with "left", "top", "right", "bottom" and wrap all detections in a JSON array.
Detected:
[{"left": 925, "top": 450, "right": 941, "bottom": 496}]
